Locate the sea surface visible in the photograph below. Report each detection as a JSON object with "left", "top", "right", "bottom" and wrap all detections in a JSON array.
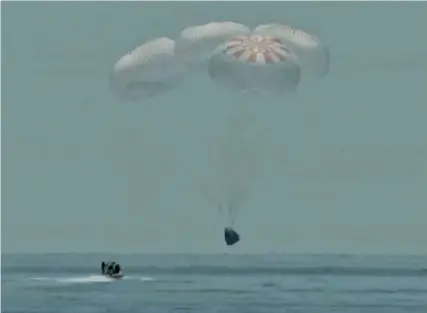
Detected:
[{"left": 2, "top": 254, "right": 427, "bottom": 313}]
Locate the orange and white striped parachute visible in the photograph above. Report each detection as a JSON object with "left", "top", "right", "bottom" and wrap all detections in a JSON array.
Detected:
[
  {"left": 174, "top": 21, "right": 251, "bottom": 69},
  {"left": 253, "top": 23, "right": 329, "bottom": 78},
  {"left": 208, "top": 34, "right": 301, "bottom": 94}
]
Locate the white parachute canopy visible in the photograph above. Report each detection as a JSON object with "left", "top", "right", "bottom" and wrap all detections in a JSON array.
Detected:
[
  {"left": 174, "top": 21, "right": 251, "bottom": 69},
  {"left": 253, "top": 23, "right": 330, "bottom": 78},
  {"left": 110, "top": 37, "right": 188, "bottom": 101},
  {"left": 208, "top": 35, "right": 301, "bottom": 95}
]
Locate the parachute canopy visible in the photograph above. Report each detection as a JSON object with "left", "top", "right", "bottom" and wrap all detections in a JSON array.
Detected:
[
  {"left": 110, "top": 37, "right": 188, "bottom": 101},
  {"left": 253, "top": 23, "right": 329, "bottom": 77},
  {"left": 224, "top": 227, "right": 240, "bottom": 246},
  {"left": 174, "top": 21, "right": 251, "bottom": 69},
  {"left": 110, "top": 21, "right": 329, "bottom": 101},
  {"left": 208, "top": 35, "right": 301, "bottom": 94}
]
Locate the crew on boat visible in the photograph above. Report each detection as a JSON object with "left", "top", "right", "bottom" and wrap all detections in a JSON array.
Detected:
[{"left": 101, "top": 261, "right": 122, "bottom": 275}]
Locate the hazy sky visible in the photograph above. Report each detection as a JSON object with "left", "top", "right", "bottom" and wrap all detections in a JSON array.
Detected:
[{"left": 2, "top": 2, "right": 426, "bottom": 254}]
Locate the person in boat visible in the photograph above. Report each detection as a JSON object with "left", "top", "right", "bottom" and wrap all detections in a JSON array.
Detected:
[
  {"left": 101, "top": 261, "right": 115, "bottom": 275},
  {"left": 107, "top": 262, "right": 115, "bottom": 274},
  {"left": 101, "top": 261, "right": 122, "bottom": 275},
  {"left": 224, "top": 227, "right": 240, "bottom": 246},
  {"left": 101, "top": 261, "right": 110, "bottom": 275}
]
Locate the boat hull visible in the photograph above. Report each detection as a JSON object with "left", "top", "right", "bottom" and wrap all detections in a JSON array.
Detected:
[{"left": 103, "top": 272, "right": 124, "bottom": 279}]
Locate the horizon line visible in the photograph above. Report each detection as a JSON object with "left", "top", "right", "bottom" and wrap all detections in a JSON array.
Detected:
[{"left": 2, "top": 252, "right": 427, "bottom": 257}]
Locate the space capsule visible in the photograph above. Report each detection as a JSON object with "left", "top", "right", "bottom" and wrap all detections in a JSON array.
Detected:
[{"left": 224, "top": 227, "right": 240, "bottom": 246}]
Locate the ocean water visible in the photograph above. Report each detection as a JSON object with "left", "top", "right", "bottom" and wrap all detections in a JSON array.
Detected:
[{"left": 2, "top": 254, "right": 427, "bottom": 313}]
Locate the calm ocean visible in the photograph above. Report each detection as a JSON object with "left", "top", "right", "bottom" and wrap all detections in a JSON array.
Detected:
[{"left": 2, "top": 254, "right": 427, "bottom": 313}]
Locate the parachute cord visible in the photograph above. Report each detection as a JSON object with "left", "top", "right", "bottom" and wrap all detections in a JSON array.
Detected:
[
  {"left": 222, "top": 99, "right": 253, "bottom": 229},
  {"left": 227, "top": 200, "right": 235, "bottom": 228}
]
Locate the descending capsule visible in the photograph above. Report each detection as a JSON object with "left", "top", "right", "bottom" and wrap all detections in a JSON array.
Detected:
[
  {"left": 224, "top": 227, "right": 240, "bottom": 246},
  {"left": 253, "top": 23, "right": 330, "bottom": 77},
  {"left": 208, "top": 35, "right": 301, "bottom": 94},
  {"left": 174, "top": 21, "right": 251, "bottom": 69},
  {"left": 110, "top": 37, "right": 188, "bottom": 101}
]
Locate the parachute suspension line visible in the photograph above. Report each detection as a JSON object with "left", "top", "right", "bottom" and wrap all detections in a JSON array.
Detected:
[{"left": 220, "top": 96, "right": 254, "bottom": 228}]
